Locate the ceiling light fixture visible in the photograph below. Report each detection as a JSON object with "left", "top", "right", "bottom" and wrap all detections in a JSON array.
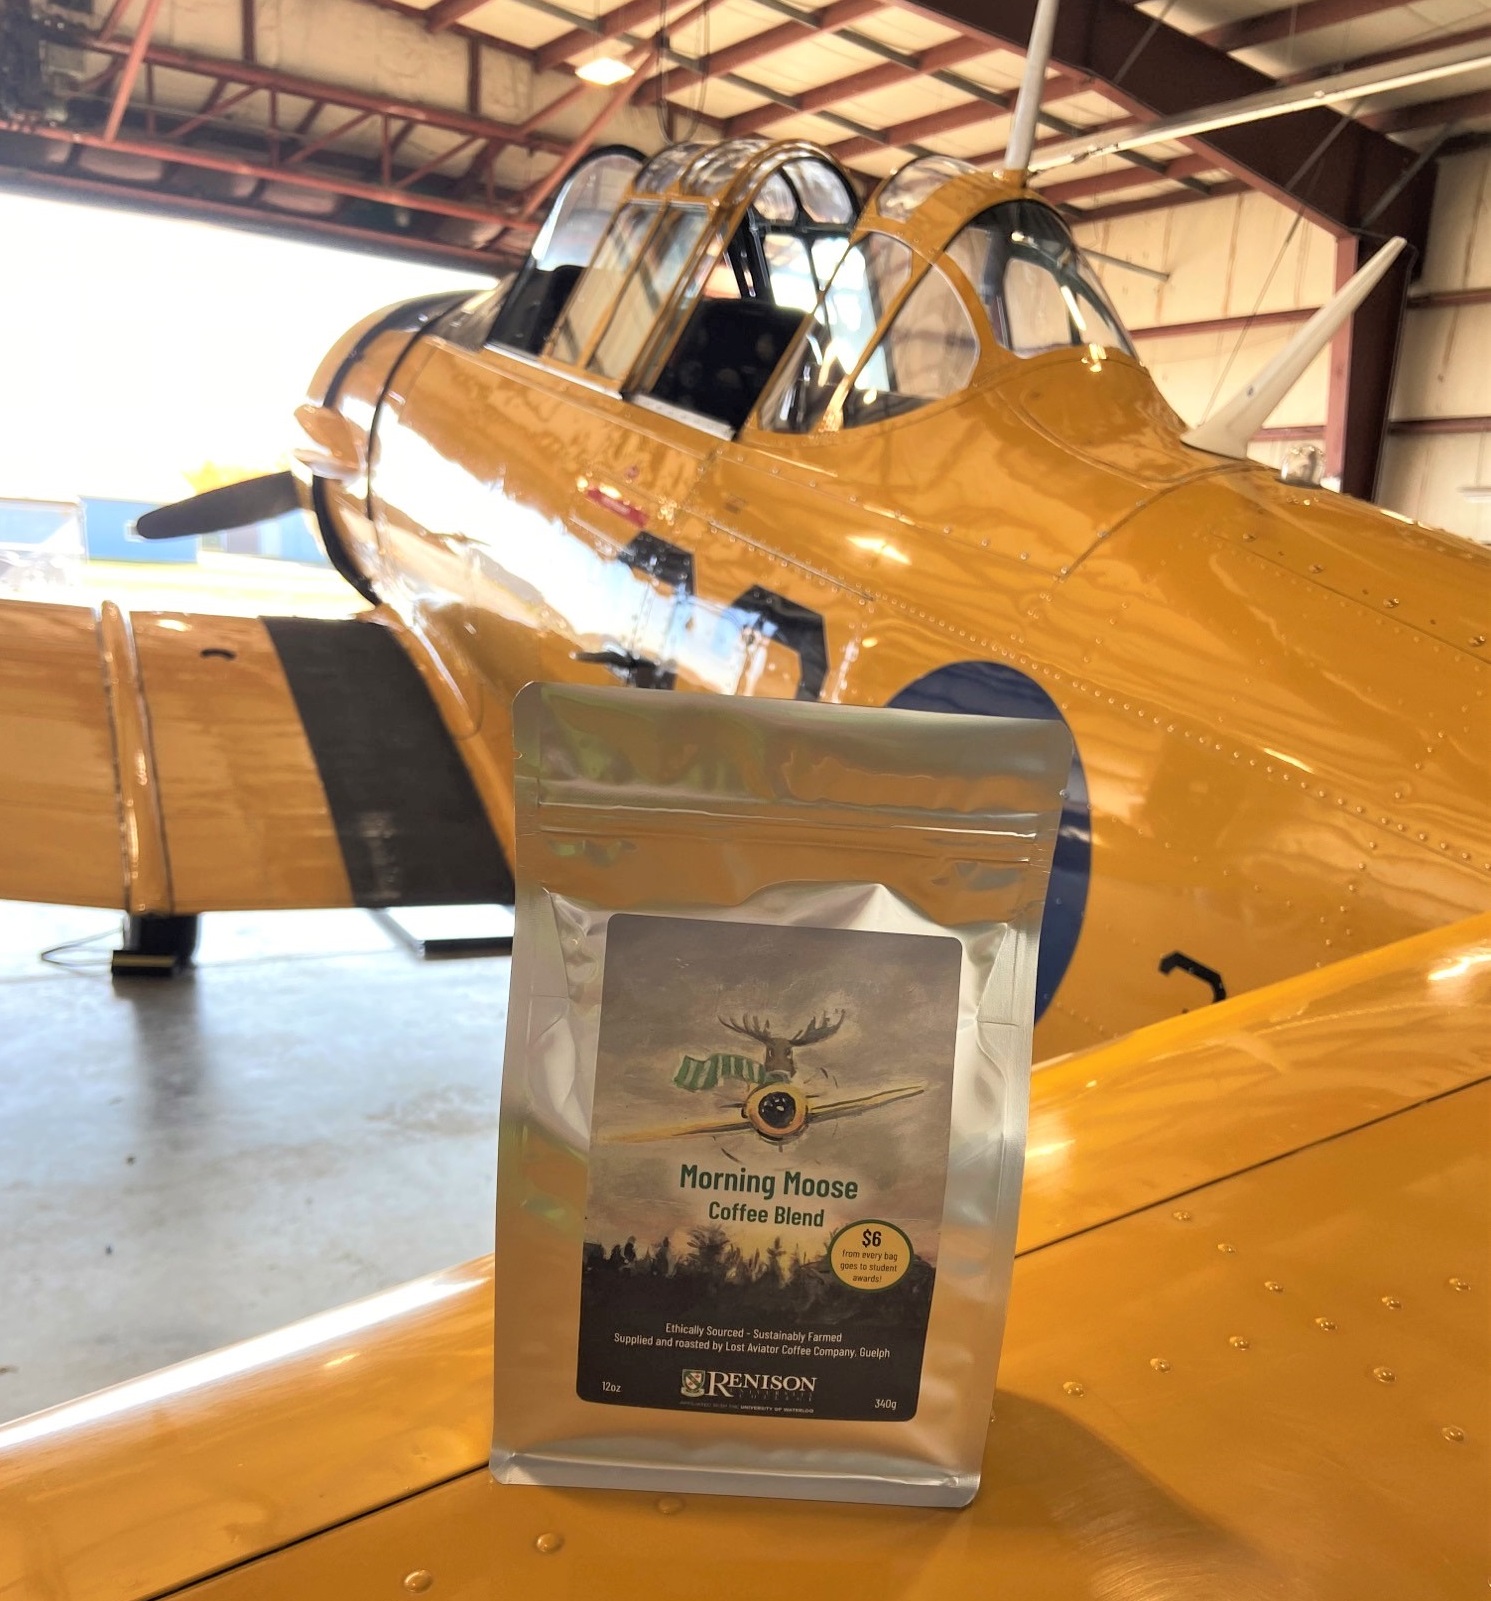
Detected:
[{"left": 575, "top": 52, "right": 635, "bottom": 86}]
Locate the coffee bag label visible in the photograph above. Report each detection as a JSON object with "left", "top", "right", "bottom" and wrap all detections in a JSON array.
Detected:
[{"left": 577, "top": 914, "right": 960, "bottom": 1422}]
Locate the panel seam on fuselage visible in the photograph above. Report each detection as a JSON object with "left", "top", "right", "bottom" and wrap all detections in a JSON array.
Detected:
[{"left": 137, "top": 1466, "right": 483, "bottom": 1601}]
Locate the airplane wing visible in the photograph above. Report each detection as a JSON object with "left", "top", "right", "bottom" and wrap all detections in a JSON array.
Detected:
[
  {"left": 0, "top": 598, "right": 512, "bottom": 917},
  {"left": 0, "top": 914, "right": 1484, "bottom": 1598}
]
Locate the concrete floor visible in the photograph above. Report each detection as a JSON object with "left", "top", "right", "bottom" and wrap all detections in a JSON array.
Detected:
[{"left": 0, "top": 899, "right": 510, "bottom": 1425}]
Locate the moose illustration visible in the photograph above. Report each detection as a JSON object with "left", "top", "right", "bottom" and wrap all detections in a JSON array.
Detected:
[
  {"left": 718, "top": 1011, "right": 845, "bottom": 1083},
  {"left": 627, "top": 1006, "right": 922, "bottom": 1142}
]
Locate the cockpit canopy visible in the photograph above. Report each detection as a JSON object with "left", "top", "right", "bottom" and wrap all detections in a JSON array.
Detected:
[
  {"left": 763, "top": 155, "right": 1135, "bottom": 434},
  {"left": 480, "top": 141, "right": 1136, "bottom": 439},
  {"left": 487, "top": 139, "right": 859, "bottom": 432}
]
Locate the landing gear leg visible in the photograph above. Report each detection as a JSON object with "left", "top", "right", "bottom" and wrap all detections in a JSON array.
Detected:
[{"left": 111, "top": 914, "right": 200, "bottom": 979}]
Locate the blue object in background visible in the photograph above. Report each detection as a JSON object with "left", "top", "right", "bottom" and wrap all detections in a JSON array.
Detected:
[
  {"left": 82, "top": 498, "right": 197, "bottom": 564},
  {"left": 0, "top": 501, "right": 76, "bottom": 546},
  {"left": 221, "top": 509, "right": 325, "bottom": 565},
  {"left": 889, "top": 660, "right": 1091, "bottom": 1023},
  {"left": 2, "top": 496, "right": 327, "bottom": 568}
]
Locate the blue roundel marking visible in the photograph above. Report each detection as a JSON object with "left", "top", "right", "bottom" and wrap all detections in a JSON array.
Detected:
[{"left": 888, "top": 661, "right": 1090, "bottom": 1021}]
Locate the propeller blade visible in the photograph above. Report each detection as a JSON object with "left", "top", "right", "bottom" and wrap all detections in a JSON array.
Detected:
[
  {"left": 607, "top": 1109, "right": 751, "bottom": 1143},
  {"left": 603, "top": 1082, "right": 926, "bottom": 1143},
  {"left": 133, "top": 470, "right": 301, "bottom": 540},
  {"left": 806, "top": 1083, "right": 926, "bottom": 1123}
]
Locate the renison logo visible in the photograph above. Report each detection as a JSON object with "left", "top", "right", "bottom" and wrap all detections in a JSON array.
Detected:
[{"left": 681, "top": 1368, "right": 818, "bottom": 1398}]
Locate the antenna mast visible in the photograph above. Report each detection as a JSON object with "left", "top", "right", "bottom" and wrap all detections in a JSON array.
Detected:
[
  {"left": 1002, "top": 0, "right": 1061, "bottom": 179},
  {"left": 1182, "top": 237, "right": 1407, "bottom": 461}
]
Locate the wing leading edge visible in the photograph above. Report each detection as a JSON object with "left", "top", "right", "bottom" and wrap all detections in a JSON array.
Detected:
[
  {"left": 0, "top": 914, "right": 1484, "bottom": 1598},
  {"left": 0, "top": 600, "right": 512, "bottom": 916}
]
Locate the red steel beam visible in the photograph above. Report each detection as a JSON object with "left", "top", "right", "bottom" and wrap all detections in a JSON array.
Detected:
[
  {"left": 1365, "top": 86, "right": 1491, "bottom": 134},
  {"left": 1255, "top": 423, "right": 1326, "bottom": 440},
  {"left": 395, "top": 133, "right": 481, "bottom": 189},
  {"left": 1390, "top": 414, "right": 1491, "bottom": 435},
  {"left": 1111, "top": 291, "right": 1491, "bottom": 339},
  {"left": 1144, "top": 415, "right": 1491, "bottom": 440},
  {"left": 515, "top": 0, "right": 721, "bottom": 221},
  {"left": 1333, "top": 228, "right": 1410, "bottom": 496},
  {"left": 1323, "top": 235, "right": 1355, "bottom": 486},
  {"left": 96, "top": 0, "right": 136, "bottom": 45},
  {"left": 828, "top": 96, "right": 1023, "bottom": 162},
  {"left": 1068, "top": 178, "right": 1250, "bottom": 224},
  {"left": 356, "top": 0, "right": 532, "bottom": 64},
  {"left": 728, "top": 51, "right": 1091, "bottom": 142},
  {"left": 519, "top": 78, "right": 593, "bottom": 137},
  {"left": 282, "top": 109, "right": 377, "bottom": 167},
  {"left": 424, "top": 0, "right": 492, "bottom": 33},
  {"left": 1200, "top": 0, "right": 1411, "bottom": 56},
  {"left": 454, "top": 136, "right": 505, "bottom": 194},
  {"left": 1412, "top": 285, "right": 1491, "bottom": 309},
  {"left": 1280, "top": 19, "right": 1491, "bottom": 82},
  {"left": 795, "top": 48, "right": 1083, "bottom": 160},
  {"left": 966, "top": 28, "right": 1491, "bottom": 172},
  {"left": 724, "top": 40, "right": 984, "bottom": 136},
  {"left": 8, "top": 120, "right": 532, "bottom": 228},
  {"left": 633, "top": 0, "right": 884, "bottom": 108},
  {"left": 1039, "top": 150, "right": 1215, "bottom": 204},
  {"left": 79, "top": 33, "right": 569, "bottom": 157},
  {"left": 838, "top": 66, "right": 1096, "bottom": 166},
  {"left": 0, "top": 155, "right": 525, "bottom": 267},
  {"left": 909, "top": 0, "right": 1434, "bottom": 248},
  {"left": 1128, "top": 306, "right": 1317, "bottom": 339},
  {"left": 538, "top": 0, "right": 661, "bottom": 72},
  {"left": 102, "top": 0, "right": 166, "bottom": 141},
  {"left": 166, "top": 82, "right": 258, "bottom": 142},
  {"left": 519, "top": 44, "right": 662, "bottom": 219}
]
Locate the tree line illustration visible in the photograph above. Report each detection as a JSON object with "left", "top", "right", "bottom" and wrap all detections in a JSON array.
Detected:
[{"left": 582, "top": 1223, "right": 935, "bottom": 1326}]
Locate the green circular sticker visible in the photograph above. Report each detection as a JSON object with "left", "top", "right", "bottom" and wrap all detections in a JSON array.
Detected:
[{"left": 828, "top": 1220, "right": 912, "bottom": 1291}]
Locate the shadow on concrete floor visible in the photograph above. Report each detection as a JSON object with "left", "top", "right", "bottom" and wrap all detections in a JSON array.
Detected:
[{"left": 0, "top": 901, "right": 510, "bottom": 1423}]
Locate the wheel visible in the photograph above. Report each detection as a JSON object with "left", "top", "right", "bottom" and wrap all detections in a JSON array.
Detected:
[{"left": 120, "top": 914, "right": 200, "bottom": 964}]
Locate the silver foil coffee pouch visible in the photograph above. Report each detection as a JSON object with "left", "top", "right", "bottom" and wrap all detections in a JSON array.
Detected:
[{"left": 491, "top": 683, "right": 1070, "bottom": 1506}]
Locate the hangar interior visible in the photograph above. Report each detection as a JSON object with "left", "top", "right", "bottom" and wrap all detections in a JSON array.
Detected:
[
  {"left": 0, "top": 0, "right": 1488, "bottom": 1571},
  {"left": 4, "top": 0, "right": 1491, "bottom": 538}
]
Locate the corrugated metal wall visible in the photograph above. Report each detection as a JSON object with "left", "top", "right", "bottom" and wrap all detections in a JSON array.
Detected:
[
  {"left": 1074, "top": 148, "right": 1491, "bottom": 544},
  {"left": 1379, "top": 150, "right": 1491, "bottom": 543}
]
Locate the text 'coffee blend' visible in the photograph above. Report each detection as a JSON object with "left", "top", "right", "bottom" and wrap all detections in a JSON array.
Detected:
[{"left": 491, "top": 683, "right": 1069, "bottom": 1506}]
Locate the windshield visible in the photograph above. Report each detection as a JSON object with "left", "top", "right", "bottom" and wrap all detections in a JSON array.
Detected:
[
  {"left": 946, "top": 201, "right": 1133, "bottom": 359},
  {"left": 529, "top": 150, "right": 642, "bottom": 271},
  {"left": 760, "top": 232, "right": 913, "bottom": 432}
]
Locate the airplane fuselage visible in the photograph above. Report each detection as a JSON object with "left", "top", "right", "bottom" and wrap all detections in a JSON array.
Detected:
[{"left": 306, "top": 147, "right": 1489, "bottom": 1058}]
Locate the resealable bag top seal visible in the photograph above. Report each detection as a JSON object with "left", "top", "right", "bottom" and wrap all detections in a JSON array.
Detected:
[{"left": 492, "top": 683, "right": 1071, "bottom": 1507}]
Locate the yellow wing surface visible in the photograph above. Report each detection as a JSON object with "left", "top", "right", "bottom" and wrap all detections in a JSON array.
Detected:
[
  {"left": 0, "top": 599, "right": 512, "bottom": 916},
  {"left": 1, "top": 915, "right": 1484, "bottom": 1598}
]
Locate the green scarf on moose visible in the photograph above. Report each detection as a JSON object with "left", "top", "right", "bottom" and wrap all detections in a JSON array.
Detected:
[{"left": 672, "top": 1052, "right": 767, "bottom": 1092}]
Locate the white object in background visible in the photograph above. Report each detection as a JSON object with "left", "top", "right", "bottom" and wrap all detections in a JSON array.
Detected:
[
  {"left": 1029, "top": 37, "right": 1491, "bottom": 172},
  {"left": 1002, "top": 0, "right": 1062, "bottom": 178},
  {"left": 1181, "top": 237, "right": 1406, "bottom": 462}
]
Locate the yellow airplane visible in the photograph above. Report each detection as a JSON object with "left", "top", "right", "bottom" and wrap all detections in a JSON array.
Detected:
[
  {"left": 0, "top": 9, "right": 1487, "bottom": 1586},
  {"left": 3, "top": 125, "right": 1485, "bottom": 1056}
]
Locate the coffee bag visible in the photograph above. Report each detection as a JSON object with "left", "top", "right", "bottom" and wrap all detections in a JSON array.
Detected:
[{"left": 492, "top": 683, "right": 1069, "bottom": 1506}]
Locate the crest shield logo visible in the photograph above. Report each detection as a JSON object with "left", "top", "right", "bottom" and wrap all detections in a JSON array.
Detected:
[{"left": 680, "top": 1368, "right": 706, "bottom": 1398}]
